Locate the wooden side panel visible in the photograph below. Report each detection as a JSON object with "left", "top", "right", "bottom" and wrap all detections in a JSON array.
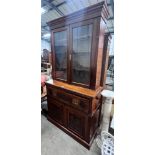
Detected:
[
  {"left": 100, "top": 33, "right": 111, "bottom": 87},
  {"left": 89, "top": 108, "right": 100, "bottom": 140},
  {"left": 95, "top": 19, "right": 106, "bottom": 89},
  {"left": 92, "top": 97, "right": 100, "bottom": 113},
  {"left": 89, "top": 17, "right": 100, "bottom": 90}
]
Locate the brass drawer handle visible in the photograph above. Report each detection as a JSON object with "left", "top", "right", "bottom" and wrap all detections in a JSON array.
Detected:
[{"left": 72, "top": 98, "right": 79, "bottom": 105}]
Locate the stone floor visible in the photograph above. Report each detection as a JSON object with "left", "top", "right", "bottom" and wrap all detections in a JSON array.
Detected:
[{"left": 41, "top": 115, "right": 101, "bottom": 155}]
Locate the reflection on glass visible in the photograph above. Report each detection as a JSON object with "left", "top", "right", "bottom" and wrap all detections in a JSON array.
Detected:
[
  {"left": 54, "top": 30, "right": 67, "bottom": 80},
  {"left": 72, "top": 24, "right": 92, "bottom": 85}
]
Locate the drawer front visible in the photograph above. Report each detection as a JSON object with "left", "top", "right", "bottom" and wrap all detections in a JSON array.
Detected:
[
  {"left": 47, "top": 86, "right": 90, "bottom": 113},
  {"left": 48, "top": 99, "right": 64, "bottom": 125}
]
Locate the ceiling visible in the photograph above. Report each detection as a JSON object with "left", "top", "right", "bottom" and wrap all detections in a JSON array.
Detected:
[{"left": 41, "top": 0, "right": 114, "bottom": 42}]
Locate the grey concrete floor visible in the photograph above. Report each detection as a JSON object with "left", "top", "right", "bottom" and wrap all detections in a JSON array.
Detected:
[{"left": 41, "top": 115, "right": 101, "bottom": 155}]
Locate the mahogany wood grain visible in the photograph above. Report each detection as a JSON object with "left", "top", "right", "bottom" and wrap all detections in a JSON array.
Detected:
[
  {"left": 48, "top": 2, "right": 110, "bottom": 90},
  {"left": 100, "top": 33, "right": 111, "bottom": 87},
  {"left": 46, "top": 1, "right": 110, "bottom": 149},
  {"left": 46, "top": 80, "right": 103, "bottom": 98},
  {"left": 95, "top": 19, "right": 106, "bottom": 89}
]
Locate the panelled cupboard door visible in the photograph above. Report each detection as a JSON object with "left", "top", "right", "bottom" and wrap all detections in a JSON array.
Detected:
[
  {"left": 66, "top": 107, "right": 86, "bottom": 139},
  {"left": 52, "top": 27, "right": 69, "bottom": 82},
  {"left": 70, "top": 20, "right": 94, "bottom": 87},
  {"left": 48, "top": 100, "right": 64, "bottom": 125}
]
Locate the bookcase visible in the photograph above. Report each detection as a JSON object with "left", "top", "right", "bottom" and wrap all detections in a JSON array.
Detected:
[{"left": 46, "top": 1, "right": 111, "bottom": 149}]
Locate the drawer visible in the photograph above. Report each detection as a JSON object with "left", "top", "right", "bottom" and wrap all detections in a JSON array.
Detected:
[{"left": 47, "top": 86, "right": 90, "bottom": 113}]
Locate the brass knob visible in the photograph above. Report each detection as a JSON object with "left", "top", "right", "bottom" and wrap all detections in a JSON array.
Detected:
[{"left": 72, "top": 98, "right": 79, "bottom": 105}]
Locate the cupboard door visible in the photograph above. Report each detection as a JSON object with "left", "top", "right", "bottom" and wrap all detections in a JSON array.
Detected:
[
  {"left": 52, "top": 28, "right": 68, "bottom": 81},
  {"left": 66, "top": 107, "right": 85, "bottom": 139},
  {"left": 48, "top": 100, "right": 64, "bottom": 125},
  {"left": 71, "top": 23, "right": 93, "bottom": 86}
]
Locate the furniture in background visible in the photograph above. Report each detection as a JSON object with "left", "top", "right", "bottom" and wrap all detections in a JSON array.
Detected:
[
  {"left": 41, "top": 62, "right": 51, "bottom": 73},
  {"left": 105, "top": 56, "right": 114, "bottom": 91},
  {"left": 101, "top": 131, "right": 114, "bottom": 155},
  {"left": 41, "top": 49, "right": 49, "bottom": 63},
  {"left": 46, "top": 1, "right": 111, "bottom": 149},
  {"left": 41, "top": 49, "right": 52, "bottom": 74},
  {"left": 101, "top": 90, "right": 114, "bottom": 132},
  {"left": 96, "top": 131, "right": 114, "bottom": 155},
  {"left": 108, "top": 99, "right": 114, "bottom": 135},
  {"left": 96, "top": 90, "right": 114, "bottom": 154},
  {"left": 41, "top": 74, "right": 49, "bottom": 116}
]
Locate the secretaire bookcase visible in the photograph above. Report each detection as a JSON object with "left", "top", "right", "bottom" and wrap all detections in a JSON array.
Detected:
[{"left": 45, "top": 1, "right": 111, "bottom": 149}]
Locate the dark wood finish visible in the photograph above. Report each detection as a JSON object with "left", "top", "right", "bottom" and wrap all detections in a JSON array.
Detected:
[
  {"left": 69, "top": 19, "right": 94, "bottom": 88},
  {"left": 95, "top": 19, "right": 106, "bottom": 89},
  {"left": 47, "top": 115, "right": 91, "bottom": 149},
  {"left": 46, "top": 1, "right": 110, "bottom": 149},
  {"left": 48, "top": 99, "right": 64, "bottom": 125},
  {"left": 51, "top": 27, "right": 69, "bottom": 82},
  {"left": 46, "top": 80, "right": 103, "bottom": 149},
  {"left": 66, "top": 107, "right": 86, "bottom": 139},
  {"left": 46, "top": 80, "right": 103, "bottom": 98},
  {"left": 48, "top": 1, "right": 110, "bottom": 90},
  {"left": 47, "top": 85, "right": 90, "bottom": 114},
  {"left": 100, "top": 33, "right": 111, "bottom": 87}
]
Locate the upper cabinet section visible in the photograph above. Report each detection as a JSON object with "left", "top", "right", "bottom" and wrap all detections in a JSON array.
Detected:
[{"left": 48, "top": 1, "right": 110, "bottom": 90}]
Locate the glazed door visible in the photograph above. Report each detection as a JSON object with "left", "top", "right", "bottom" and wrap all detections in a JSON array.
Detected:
[
  {"left": 52, "top": 27, "right": 69, "bottom": 82},
  {"left": 70, "top": 21, "right": 94, "bottom": 87}
]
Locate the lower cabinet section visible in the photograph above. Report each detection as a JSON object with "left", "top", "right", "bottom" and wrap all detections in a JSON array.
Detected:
[{"left": 46, "top": 85, "right": 102, "bottom": 149}]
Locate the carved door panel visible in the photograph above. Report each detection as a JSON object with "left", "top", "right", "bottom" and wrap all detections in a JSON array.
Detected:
[
  {"left": 48, "top": 100, "right": 64, "bottom": 125},
  {"left": 66, "top": 107, "right": 86, "bottom": 139}
]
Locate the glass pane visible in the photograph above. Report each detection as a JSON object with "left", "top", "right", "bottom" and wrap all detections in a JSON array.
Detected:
[
  {"left": 72, "top": 24, "right": 92, "bottom": 85},
  {"left": 54, "top": 30, "right": 67, "bottom": 80}
]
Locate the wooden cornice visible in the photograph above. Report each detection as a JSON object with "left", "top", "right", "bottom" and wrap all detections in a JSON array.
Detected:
[{"left": 47, "top": 1, "right": 109, "bottom": 30}]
